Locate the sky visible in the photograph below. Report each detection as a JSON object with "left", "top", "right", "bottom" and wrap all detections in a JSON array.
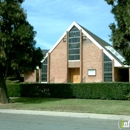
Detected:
[{"left": 22, "top": 0, "right": 114, "bottom": 50}]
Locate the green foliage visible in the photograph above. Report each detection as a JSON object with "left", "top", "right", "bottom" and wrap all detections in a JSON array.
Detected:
[
  {"left": 6, "top": 77, "right": 20, "bottom": 84},
  {"left": 7, "top": 83, "right": 130, "bottom": 100},
  {"left": 0, "top": 0, "right": 43, "bottom": 103},
  {"left": 126, "top": 92, "right": 130, "bottom": 100},
  {"left": 7, "top": 83, "right": 20, "bottom": 97},
  {"left": 0, "top": 0, "right": 43, "bottom": 76},
  {"left": 105, "top": 0, "right": 130, "bottom": 64},
  {"left": 20, "top": 83, "right": 73, "bottom": 98},
  {"left": 72, "top": 83, "right": 130, "bottom": 100}
]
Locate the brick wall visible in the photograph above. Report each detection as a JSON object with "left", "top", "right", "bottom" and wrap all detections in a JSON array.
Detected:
[
  {"left": 82, "top": 37, "right": 103, "bottom": 82},
  {"left": 24, "top": 36, "right": 104, "bottom": 83},
  {"left": 24, "top": 70, "right": 36, "bottom": 82},
  {"left": 68, "top": 61, "right": 80, "bottom": 68},
  {"left": 49, "top": 36, "right": 67, "bottom": 83}
]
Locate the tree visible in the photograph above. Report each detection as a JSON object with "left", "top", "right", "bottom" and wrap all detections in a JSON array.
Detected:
[
  {"left": 105, "top": 0, "right": 130, "bottom": 64},
  {"left": 0, "top": 0, "right": 43, "bottom": 103}
]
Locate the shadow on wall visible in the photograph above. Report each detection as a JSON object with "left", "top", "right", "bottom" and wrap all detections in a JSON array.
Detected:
[{"left": 24, "top": 71, "right": 36, "bottom": 82}]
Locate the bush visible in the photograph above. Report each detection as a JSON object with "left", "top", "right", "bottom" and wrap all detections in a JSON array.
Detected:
[
  {"left": 6, "top": 82, "right": 130, "bottom": 100},
  {"left": 71, "top": 83, "right": 130, "bottom": 100},
  {"left": 20, "top": 83, "right": 73, "bottom": 98},
  {"left": 7, "top": 83, "right": 20, "bottom": 97}
]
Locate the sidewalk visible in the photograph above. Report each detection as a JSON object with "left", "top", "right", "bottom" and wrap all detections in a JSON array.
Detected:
[{"left": 0, "top": 109, "right": 130, "bottom": 120}]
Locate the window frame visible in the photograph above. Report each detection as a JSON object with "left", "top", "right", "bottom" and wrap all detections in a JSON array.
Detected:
[
  {"left": 88, "top": 69, "right": 96, "bottom": 76},
  {"left": 68, "top": 26, "right": 80, "bottom": 60}
]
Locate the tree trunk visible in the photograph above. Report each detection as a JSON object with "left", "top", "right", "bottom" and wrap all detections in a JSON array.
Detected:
[
  {"left": 0, "top": 74, "right": 10, "bottom": 103},
  {"left": 16, "top": 69, "right": 22, "bottom": 82}
]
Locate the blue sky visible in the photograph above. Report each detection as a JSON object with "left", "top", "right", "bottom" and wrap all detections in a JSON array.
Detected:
[{"left": 22, "top": 0, "right": 114, "bottom": 49}]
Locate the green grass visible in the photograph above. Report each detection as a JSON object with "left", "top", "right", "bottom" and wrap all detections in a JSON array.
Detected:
[
  {"left": 6, "top": 77, "right": 20, "bottom": 84},
  {"left": 0, "top": 98, "right": 130, "bottom": 115}
]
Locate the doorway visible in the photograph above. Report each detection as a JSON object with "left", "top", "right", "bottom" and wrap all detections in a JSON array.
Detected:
[
  {"left": 69, "top": 68, "right": 80, "bottom": 83},
  {"left": 115, "top": 68, "right": 129, "bottom": 82}
]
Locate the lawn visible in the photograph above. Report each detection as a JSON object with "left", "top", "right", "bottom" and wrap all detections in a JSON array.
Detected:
[
  {"left": 0, "top": 97, "right": 130, "bottom": 115},
  {"left": 6, "top": 77, "right": 21, "bottom": 84}
]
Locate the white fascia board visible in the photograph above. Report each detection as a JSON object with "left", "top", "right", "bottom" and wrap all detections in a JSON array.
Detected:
[
  {"left": 66, "top": 21, "right": 82, "bottom": 31},
  {"left": 124, "top": 65, "right": 130, "bottom": 68},
  {"left": 48, "top": 21, "right": 82, "bottom": 54},
  {"left": 41, "top": 59, "right": 44, "bottom": 63},
  {"left": 79, "top": 25, "right": 123, "bottom": 67},
  {"left": 48, "top": 32, "right": 66, "bottom": 53},
  {"left": 41, "top": 21, "right": 123, "bottom": 67},
  {"left": 82, "top": 31, "right": 103, "bottom": 50},
  {"left": 41, "top": 53, "right": 48, "bottom": 63},
  {"left": 103, "top": 49, "right": 122, "bottom": 67}
]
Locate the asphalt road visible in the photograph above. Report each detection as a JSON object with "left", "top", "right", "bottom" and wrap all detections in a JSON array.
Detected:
[{"left": 0, "top": 113, "right": 119, "bottom": 130}]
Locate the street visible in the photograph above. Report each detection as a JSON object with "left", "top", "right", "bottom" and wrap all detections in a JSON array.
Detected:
[{"left": 0, "top": 113, "right": 119, "bottom": 130}]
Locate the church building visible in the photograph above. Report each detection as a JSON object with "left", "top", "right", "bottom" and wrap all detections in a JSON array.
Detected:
[{"left": 24, "top": 22, "right": 130, "bottom": 83}]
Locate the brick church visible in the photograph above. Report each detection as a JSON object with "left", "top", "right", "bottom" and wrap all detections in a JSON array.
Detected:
[{"left": 24, "top": 22, "right": 130, "bottom": 83}]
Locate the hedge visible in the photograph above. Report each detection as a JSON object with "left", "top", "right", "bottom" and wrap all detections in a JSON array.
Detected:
[
  {"left": 7, "top": 82, "right": 130, "bottom": 100},
  {"left": 6, "top": 83, "right": 20, "bottom": 97}
]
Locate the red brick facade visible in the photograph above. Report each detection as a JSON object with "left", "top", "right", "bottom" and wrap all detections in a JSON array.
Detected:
[
  {"left": 82, "top": 38, "right": 103, "bottom": 82},
  {"left": 24, "top": 70, "right": 36, "bottom": 82},
  {"left": 46, "top": 33, "right": 104, "bottom": 83},
  {"left": 49, "top": 36, "right": 68, "bottom": 83}
]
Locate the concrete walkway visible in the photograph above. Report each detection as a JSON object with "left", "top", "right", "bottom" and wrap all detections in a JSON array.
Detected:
[{"left": 0, "top": 109, "right": 130, "bottom": 120}]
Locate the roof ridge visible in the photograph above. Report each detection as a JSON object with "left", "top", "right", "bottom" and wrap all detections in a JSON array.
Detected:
[{"left": 77, "top": 23, "right": 111, "bottom": 47}]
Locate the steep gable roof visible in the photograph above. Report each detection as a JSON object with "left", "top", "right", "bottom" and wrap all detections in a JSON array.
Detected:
[
  {"left": 78, "top": 23, "right": 110, "bottom": 47},
  {"left": 77, "top": 23, "right": 125, "bottom": 66},
  {"left": 42, "top": 22, "right": 125, "bottom": 67}
]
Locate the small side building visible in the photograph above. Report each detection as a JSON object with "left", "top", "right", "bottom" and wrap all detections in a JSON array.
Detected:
[{"left": 24, "top": 50, "right": 48, "bottom": 82}]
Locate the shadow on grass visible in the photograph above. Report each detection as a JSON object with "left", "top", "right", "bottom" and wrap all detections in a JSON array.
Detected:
[
  {"left": 6, "top": 77, "right": 20, "bottom": 83},
  {"left": 8, "top": 77, "right": 18, "bottom": 80},
  {"left": 10, "top": 97, "right": 67, "bottom": 104}
]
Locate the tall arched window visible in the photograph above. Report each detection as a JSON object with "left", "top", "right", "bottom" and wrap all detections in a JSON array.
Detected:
[{"left": 68, "top": 26, "right": 80, "bottom": 60}]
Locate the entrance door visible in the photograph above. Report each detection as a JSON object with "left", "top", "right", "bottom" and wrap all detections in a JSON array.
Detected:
[
  {"left": 114, "top": 68, "right": 129, "bottom": 82},
  {"left": 70, "top": 68, "right": 80, "bottom": 83}
]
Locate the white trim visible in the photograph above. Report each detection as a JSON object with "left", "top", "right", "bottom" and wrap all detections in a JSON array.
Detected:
[
  {"left": 48, "top": 22, "right": 82, "bottom": 54},
  {"left": 103, "top": 49, "right": 122, "bottom": 67},
  {"left": 105, "top": 46, "right": 125, "bottom": 62},
  {"left": 41, "top": 82, "right": 47, "bottom": 83},
  {"left": 124, "top": 65, "right": 130, "bottom": 68},
  {"left": 48, "top": 32, "right": 66, "bottom": 53},
  {"left": 78, "top": 24, "right": 123, "bottom": 67},
  {"left": 81, "top": 29, "right": 122, "bottom": 67},
  {"left": 41, "top": 21, "right": 123, "bottom": 67},
  {"left": 41, "top": 54, "right": 48, "bottom": 63},
  {"left": 68, "top": 60, "right": 80, "bottom": 62},
  {"left": 88, "top": 69, "right": 96, "bottom": 76}
]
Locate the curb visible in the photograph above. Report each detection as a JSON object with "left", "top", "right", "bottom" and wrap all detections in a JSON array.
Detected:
[{"left": 0, "top": 109, "right": 130, "bottom": 120}]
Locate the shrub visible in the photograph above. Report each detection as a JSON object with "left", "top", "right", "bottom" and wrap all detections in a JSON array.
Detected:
[
  {"left": 6, "top": 82, "right": 130, "bottom": 100},
  {"left": 7, "top": 83, "right": 20, "bottom": 97}
]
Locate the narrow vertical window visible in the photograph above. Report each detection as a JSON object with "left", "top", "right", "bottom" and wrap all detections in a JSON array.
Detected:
[
  {"left": 41, "top": 58, "right": 48, "bottom": 82},
  {"left": 68, "top": 26, "right": 80, "bottom": 60},
  {"left": 104, "top": 54, "right": 112, "bottom": 82}
]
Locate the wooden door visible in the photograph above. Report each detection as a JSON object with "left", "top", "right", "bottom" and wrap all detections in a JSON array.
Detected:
[{"left": 70, "top": 68, "right": 80, "bottom": 83}]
